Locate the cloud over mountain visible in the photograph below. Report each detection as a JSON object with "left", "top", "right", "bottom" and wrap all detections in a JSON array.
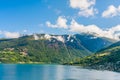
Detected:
[
  {"left": 46, "top": 17, "right": 120, "bottom": 40},
  {"left": 69, "top": 19, "right": 120, "bottom": 40}
]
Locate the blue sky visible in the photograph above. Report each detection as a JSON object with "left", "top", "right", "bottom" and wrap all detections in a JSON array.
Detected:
[{"left": 0, "top": 0, "right": 120, "bottom": 39}]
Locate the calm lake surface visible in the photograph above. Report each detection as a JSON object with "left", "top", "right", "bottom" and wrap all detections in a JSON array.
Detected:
[{"left": 0, "top": 64, "right": 119, "bottom": 80}]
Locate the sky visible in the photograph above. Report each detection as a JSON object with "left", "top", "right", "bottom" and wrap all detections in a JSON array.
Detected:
[{"left": 0, "top": 0, "right": 120, "bottom": 40}]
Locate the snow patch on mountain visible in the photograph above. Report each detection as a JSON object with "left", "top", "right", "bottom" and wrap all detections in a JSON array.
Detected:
[
  {"left": 71, "top": 39, "right": 74, "bottom": 42},
  {"left": 33, "top": 34, "right": 39, "bottom": 40},
  {"left": 55, "top": 36, "right": 65, "bottom": 43},
  {"left": 90, "top": 36, "right": 98, "bottom": 39},
  {"left": 44, "top": 34, "right": 52, "bottom": 40},
  {"left": 44, "top": 34, "right": 65, "bottom": 43},
  {"left": 67, "top": 35, "right": 71, "bottom": 41}
]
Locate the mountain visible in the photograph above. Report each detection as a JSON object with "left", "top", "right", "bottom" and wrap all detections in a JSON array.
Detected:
[
  {"left": 0, "top": 34, "right": 115, "bottom": 63},
  {"left": 74, "top": 34, "right": 116, "bottom": 52},
  {"left": 72, "top": 41, "right": 120, "bottom": 72}
]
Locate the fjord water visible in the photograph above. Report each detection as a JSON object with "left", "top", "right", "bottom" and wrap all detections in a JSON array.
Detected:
[{"left": 0, "top": 64, "right": 119, "bottom": 80}]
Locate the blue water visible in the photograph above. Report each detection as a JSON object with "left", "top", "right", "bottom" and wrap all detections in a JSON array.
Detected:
[{"left": 0, "top": 64, "right": 119, "bottom": 80}]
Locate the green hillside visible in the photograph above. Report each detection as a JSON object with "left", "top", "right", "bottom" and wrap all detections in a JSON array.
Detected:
[
  {"left": 0, "top": 34, "right": 89, "bottom": 63},
  {"left": 71, "top": 42, "right": 120, "bottom": 72}
]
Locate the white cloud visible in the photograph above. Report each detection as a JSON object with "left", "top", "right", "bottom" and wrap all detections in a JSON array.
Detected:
[
  {"left": 70, "top": 19, "right": 102, "bottom": 34},
  {"left": 46, "top": 16, "right": 68, "bottom": 29},
  {"left": 102, "top": 5, "right": 120, "bottom": 18},
  {"left": 3, "top": 31, "right": 20, "bottom": 38},
  {"left": 46, "top": 16, "right": 120, "bottom": 40},
  {"left": 69, "top": 19, "right": 120, "bottom": 40},
  {"left": 69, "top": 0, "right": 98, "bottom": 17}
]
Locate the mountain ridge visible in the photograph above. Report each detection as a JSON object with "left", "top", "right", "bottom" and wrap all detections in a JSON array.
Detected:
[{"left": 0, "top": 33, "right": 116, "bottom": 63}]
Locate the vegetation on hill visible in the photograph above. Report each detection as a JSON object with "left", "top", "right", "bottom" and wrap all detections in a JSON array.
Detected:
[
  {"left": 69, "top": 43, "right": 120, "bottom": 72},
  {"left": 0, "top": 34, "right": 115, "bottom": 64},
  {"left": 0, "top": 34, "right": 88, "bottom": 63}
]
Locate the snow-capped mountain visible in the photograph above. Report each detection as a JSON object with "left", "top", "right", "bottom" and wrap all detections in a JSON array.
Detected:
[
  {"left": 0, "top": 33, "right": 116, "bottom": 63},
  {"left": 33, "top": 33, "right": 116, "bottom": 52}
]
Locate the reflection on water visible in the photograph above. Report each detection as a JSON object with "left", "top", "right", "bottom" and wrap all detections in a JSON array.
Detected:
[{"left": 0, "top": 64, "right": 119, "bottom": 80}]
